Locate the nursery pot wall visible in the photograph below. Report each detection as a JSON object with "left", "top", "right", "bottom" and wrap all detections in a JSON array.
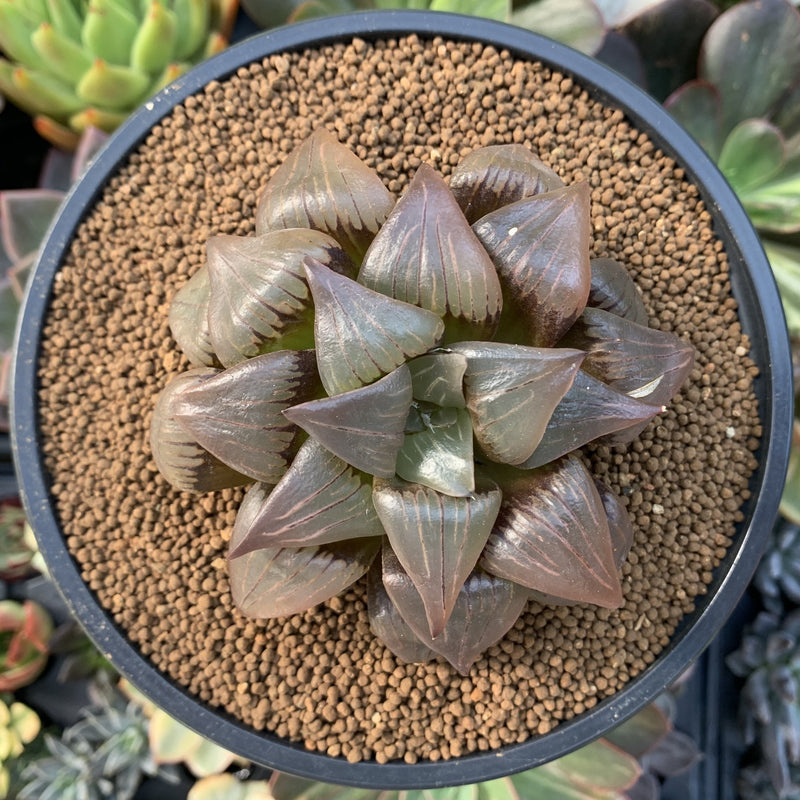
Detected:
[{"left": 11, "top": 11, "right": 793, "bottom": 789}]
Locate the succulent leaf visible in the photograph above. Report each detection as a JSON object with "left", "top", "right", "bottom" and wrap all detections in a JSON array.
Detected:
[
  {"left": 0, "top": 189, "right": 63, "bottom": 261},
  {"left": 481, "top": 455, "right": 624, "bottom": 608},
  {"left": 255, "top": 128, "right": 394, "bottom": 262},
  {"left": 473, "top": 182, "right": 592, "bottom": 347},
  {"left": 10, "top": 64, "right": 84, "bottom": 116},
  {"left": 718, "top": 119, "right": 786, "bottom": 196},
  {"left": 44, "top": 0, "right": 84, "bottom": 41},
  {"left": 588, "top": 257, "right": 648, "bottom": 325},
  {"left": 663, "top": 79, "right": 723, "bottom": 159},
  {"left": 173, "top": 0, "right": 211, "bottom": 61},
  {"left": 228, "top": 439, "right": 384, "bottom": 557},
  {"left": 75, "top": 59, "right": 150, "bottom": 110},
  {"left": 407, "top": 351, "right": 467, "bottom": 408},
  {"left": 205, "top": 229, "right": 351, "bottom": 367},
  {"left": 358, "top": 162, "right": 503, "bottom": 341},
  {"left": 451, "top": 341, "right": 585, "bottom": 466},
  {"left": 0, "top": 1, "right": 49, "bottom": 71},
  {"left": 373, "top": 477, "right": 502, "bottom": 637},
  {"left": 130, "top": 0, "right": 178, "bottom": 74},
  {"left": 303, "top": 257, "right": 445, "bottom": 395},
  {"left": 283, "top": 365, "right": 413, "bottom": 478},
  {"left": 168, "top": 265, "right": 218, "bottom": 367},
  {"left": 31, "top": 23, "right": 94, "bottom": 84},
  {"left": 595, "top": 479, "right": 635, "bottom": 569},
  {"left": 449, "top": 143, "right": 564, "bottom": 224},
  {"left": 81, "top": 0, "right": 140, "bottom": 65},
  {"left": 170, "top": 350, "right": 320, "bottom": 484}
]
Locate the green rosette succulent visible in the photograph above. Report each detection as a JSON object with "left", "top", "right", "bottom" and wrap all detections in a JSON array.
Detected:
[
  {"left": 152, "top": 129, "right": 694, "bottom": 674},
  {"left": 0, "top": 0, "right": 238, "bottom": 149}
]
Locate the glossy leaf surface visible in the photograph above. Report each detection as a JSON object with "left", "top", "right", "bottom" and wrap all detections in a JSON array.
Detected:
[
  {"left": 664, "top": 79, "right": 722, "bottom": 159},
  {"left": 168, "top": 265, "right": 218, "bottom": 367},
  {"left": 595, "top": 480, "right": 635, "bottom": 570},
  {"left": 511, "top": 0, "right": 604, "bottom": 55},
  {"left": 373, "top": 477, "right": 502, "bottom": 637},
  {"left": 206, "top": 228, "right": 350, "bottom": 367},
  {"left": 172, "top": 350, "right": 319, "bottom": 484},
  {"left": 407, "top": 351, "right": 467, "bottom": 408},
  {"left": 149, "top": 369, "right": 250, "bottom": 493},
  {"left": 304, "top": 257, "right": 445, "bottom": 395},
  {"left": 255, "top": 128, "right": 394, "bottom": 262},
  {"left": 449, "top": 144, "right": 564, "bottom": 224},
  {"left": 358, "top": 163, "right": 503, "bottom": 341},
  {"left": 283, "top": 365, "right": 413, "bottom": 478},
  {"left": 718, "top": 119, "right": 785, "bottom": 196},
  {"left": 587, "top": 257, "right": 648, "bottom": 325},
  {"left": 228, "top": 438, "right": 384, "bottom": 558},
  {"left": 481, "top": 456, "right": 623, "bottom": 608},
  {"left": 452, "top": 342, "right": 584, "bottom": 466},
  {"left": 473, "top": 182, "right": 592, "bottom": 346}
]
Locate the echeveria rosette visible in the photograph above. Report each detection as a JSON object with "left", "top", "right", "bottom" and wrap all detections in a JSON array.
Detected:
[{"left": 152, "top": 128, "right": 695, "bottom": 675}]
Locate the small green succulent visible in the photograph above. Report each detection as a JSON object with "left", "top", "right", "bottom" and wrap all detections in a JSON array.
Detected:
[
  {"left": 152, "top": 130, "right": 694, "bottom": 674},
  {"left": 0, "top": 0, "right": 238, "bottom": 149}
]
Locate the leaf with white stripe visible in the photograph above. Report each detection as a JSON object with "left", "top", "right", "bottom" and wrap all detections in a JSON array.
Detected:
[{"left": 168, "top": 265, "right": 218, "bottom": 367}]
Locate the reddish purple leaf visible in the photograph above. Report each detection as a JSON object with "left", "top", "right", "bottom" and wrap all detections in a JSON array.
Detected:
[
  {"left": 595, "top": 479, "right": 635, "bottom": 570},
  {"left": 588, "top": 257, "right": 649, "bottom": 325},
  {"left": 168, "top": 265, "right": 218, "bottom": 367}
]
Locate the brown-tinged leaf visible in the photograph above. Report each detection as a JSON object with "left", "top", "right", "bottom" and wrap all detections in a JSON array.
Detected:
[
  {"left": 473, "top": 182, "right": 592, "bottom": 347},
  {"left": 303, "top": 257, "right": 445, "bottom": 395},
  {"left": 396, "top": 406, "right": 475, "bottom": 496},
  {"left": 172, "top": 350, "right": 320, "bottom": 485},
  {"left": 206, "top": 228, "right": 351, "bottom": 367},
  {"left": 149, "top": 369, "right": 251, "bottom": 493},
  {"left": 481, "top": 455, "right": 624, "bottom": 608},
  {"left": 449, "top": 143, "right": 564, "bottom": 224},
  {"left": 451, "top": 342, "right": 584, "bottom": 466},
  {"left": 372, "top": 477, "right": 502, "bottom": 637},
  {"left": 367, "top": 551, "right": 436, "bottom": 665},
  {"left": 382, "top": 545, "right": 529, "bottom": 675},
  {"left": 595, "top": 479, "right": 635, "bottom": 569},
  {"left": 254, "top": 127, "right": 394, "bottom": 262},
  {"left": 559, "top": 307, "right": 695, "bottom": 406},
  {"left": 282, "top": 365, "right": 413, "bottom": 478},
  {"left": 588, "top": 257, "right": 649, "bottom": 325},
  {"left": 168, "top": 265, "right": 218, "bottom": 367},
  {"left": 520, "top": 369, "right": 663, "bottom": 469},
  {"left": 228, "top": 438, "right": 384, "bottom": 558},
  {"left": 358, "top": 163, "right": 503, "bottom": 341},
  {"left": 407, "top": 351, "right": 467, "bottom": 408}
]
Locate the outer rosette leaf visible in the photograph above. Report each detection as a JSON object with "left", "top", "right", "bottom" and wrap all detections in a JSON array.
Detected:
[
  {"left": 407, "top": 351, "right": 467, "bottom": 408},
  {"left": 171, "top": 350, "right": 320, "bottom": 485},
  {"left": 596, "top": 479, "right": 635, "bottom": 570},
  {"left": 206, "top": 228, "right": 351, "bottom": 367},
  {"left": 473, "top": 182, "right": 592, "bottom": 347},
  {"left": 168, "top": 265, "right": 217, "bottom": 367},
  {"left": 303, "top": 257, "right": 445, "bottom": 395},
  {"left": 282, "top": 365, "right": 413, "bottom": 478},
  {"left": 372, "top": 477, "right": 502, "bottom": 638},
  {"left": 451, "top": 342, "right": 584, "bottom": 466},
  {"left": 149, "top": 369, "right": 250, "bottom": 493},
  {"left": 381, "top": 545, "right": 530, "bottom": 675},
  {"left": 449, "top": 143, "right": 564, "bottom": 224},
  {"left": 255, "top": 127, "right": 394, "bottom": 263},
  {"left": 560, "top": 307, "right": 695, "bottom": 407},
  {"left": 228, "top": 438, "right": 384, "bottom": 558},
  {"left": 358, "top": 163, "right": 503, "bottom": 341},
  {"left": 481, "top": 455, "right": 624, "bottom": 608},
  {"left": 521, "top": 369, "right": 663, "bottom": 469},
  {"left": 588, "top": 257, "right": 649, "bottom": 325}
]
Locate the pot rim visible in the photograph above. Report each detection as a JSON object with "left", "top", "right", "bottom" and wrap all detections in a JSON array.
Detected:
[{"left": 11, "top": 9, "right": 793, "bottom": 790}]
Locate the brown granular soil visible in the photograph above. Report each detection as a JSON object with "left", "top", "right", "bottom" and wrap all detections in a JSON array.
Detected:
[{"left": 37, "top": 34, "right": 761, "bottom": 763}]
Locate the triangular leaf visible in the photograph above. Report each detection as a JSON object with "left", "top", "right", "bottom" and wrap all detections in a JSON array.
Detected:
[
  {"left": 304, "top": 257, "right": 445, "bottom": 395},
  {"left": 473, "top": 182, "right": 592, "bottom": 346},
  {"left": 168, "top": 265, "right": 218, "bottom": 367},
  {"left": 588, "top": 257, "right": 648, "bottom": 325},
  {"left": 0, "top": 189, "right": 63, "bottom": 262},
  {"left": 228, "top": 438, "right": 384, "bottom": 558},
  {"left": 481, "top": 455, "right": 624, "bottom": 608},
  {"left": 451, "top": 342, "right": 584, "bottom": 466},
  {"left": 449, "top": 143, "right": 564, "bottom": 224},
  {"left": 358, "top": 163, "right": 503, "bottom": 341},
  {"left": 407, "top": 351, "right": 467, "bottom": 408},
  {"left": 382, "top": 546, "right": 529, "bottom": 675},
  {"left": 172, "top": 350, "right": 320, "bottom": 484},
  {"left": 595, "top": 479, "right": 635, "bottom": 570},
  {"left": 559, "top": 307, "right": 695, "bottom": 407},
  {"left": 372, "top": 477, "right": 502, "bottom": 637},
  {"left": 255, "top": 127, "right": 394, "bottom": 262},
  {"left": 149, "top": 369, "right": 251, "bottom": 492},
  {"left": 520, "top": 369, "right": 663, "bottom": 469},
  {"left": 282, "top": 364, "right": 413, "bottom": 478},
  {"left": 206, "top": 228, "right": 351, "bottom": 367}
]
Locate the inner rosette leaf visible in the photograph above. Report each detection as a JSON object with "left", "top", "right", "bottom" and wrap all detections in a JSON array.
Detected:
[
  {"left": 448, "top": 143, "right": 565, "bottom": 224},
  {"left": 358, "top": 163, "right": 503, "bottom": 341},
  {"left": 303, "top": 257, "right": 445, "bottom": 396},
  {"left": 255, "top": 127, "right": 394, "bottom": 263},
  {"left": 206, "top": 228, "right": 352, "bottom": 368},
  {"left": 168, "top": 266, "right": 218, "bottom": 367},
  {"left": 451, "top": 341, "right": 585, "bottom": 466},
  {"left": 588, "top": 257, "right": 649, "bottom": 325},
  {"left": 372, "top": 476, "right": 502, "bottom": 638},
  {"left": 282, "top": 365, "right": 413, "bottom": 478},
  {"left": 473, "top": 182, "right": 592, "bottom": 347},
  {"left": 407, "top": 352, "right": 468, "bottom": 408}
]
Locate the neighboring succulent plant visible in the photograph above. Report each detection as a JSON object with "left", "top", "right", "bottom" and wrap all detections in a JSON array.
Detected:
[
  {"left": 0, "top": 0, "right": 238, "bottom": 149},
  {"left": 189, "top": 774, "right": 273, "bottom": 800},
  {"left": 753, "top": 519, "right": 800, "bottom": 616},
  {"left": 0, "top": 502, "right": 36, "bottom": 581},
  {"left": 0, "top": 698, "right": 41, "bottom": 800},
  {"left": 0, "top": 599, "right": 52, "bottom": 692},
  {"left": 153, "top": 129, "right": 694, "bottom": 674}
]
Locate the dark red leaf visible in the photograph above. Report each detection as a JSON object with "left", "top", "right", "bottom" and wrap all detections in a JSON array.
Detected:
[{"left": 588, "top": 257, "right": 649, "bottom": 325}]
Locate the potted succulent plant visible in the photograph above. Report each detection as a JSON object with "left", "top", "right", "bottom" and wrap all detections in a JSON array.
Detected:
[{"left": 11, "top": 9, "right": 793, "bottom": 789}]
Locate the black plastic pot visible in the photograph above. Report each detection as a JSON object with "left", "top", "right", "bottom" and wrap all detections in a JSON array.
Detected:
[{"left": 11, "top": 10, "right": 793, "bottom": 790}]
